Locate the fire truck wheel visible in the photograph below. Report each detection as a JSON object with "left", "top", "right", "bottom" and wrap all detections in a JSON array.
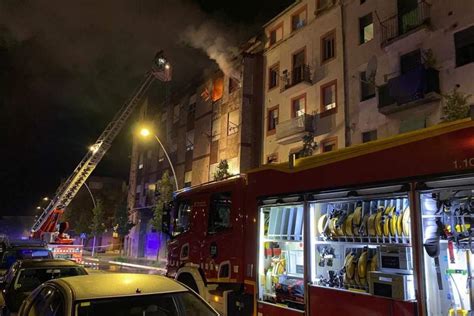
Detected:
[{"left": 177, "top": 273, "right": 199, "bottom": 294}]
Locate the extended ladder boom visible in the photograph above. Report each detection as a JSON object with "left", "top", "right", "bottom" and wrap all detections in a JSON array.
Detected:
[{"left": 31, "top": 54, "right": 171, "bottom": 241}]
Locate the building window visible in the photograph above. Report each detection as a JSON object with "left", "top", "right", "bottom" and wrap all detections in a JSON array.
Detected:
[
  {"left": 184, "top": 171, "right": 192, "bottom": 188},
  {"left": 292, "top": 48, "right": 306, "bottom": 83},
  {"left": 292, "top": 94, "right": 306, "bottom": 118},
  {"left": 362, "top": 130, "right": 377, "bottom": 143},
  {"left": 321, "top": 137, "right": 337, "bottom": 152},
  {"left": 158, "top": 147, "right": 164, "bottom": 162},
  {"left": 136, "top": 184, "right": 142, "bottom": 194},
  {"left": 227, "top": 110, "right": 239, "bottom": 136},
  {"left": 212, "top": 116, "right": 221, "bottom": 141},
  {"left": 291, "top": 5, "right": 307, "bottom": 32},
  {"left": 268, "top": 63, "right": 279, "bottom": 90},
  {"left": 269, "top": 23, "right": 283, "bottom": 46},
  {"left": 320, "top": 80, "right": 337, "bottom": 115},
  {"left": 208, "top": 192, "right": 232, "bottom": 233},
  {"left": 267, "top": 153, "right": 278, "bottom": 164},
  {"left": 138, "top": 153, "right": 144, "bottom": 170},
  {"left": 359, "top": 13, "right": 374, "bottom": 44},
  {"left": 316, "top": 0, "right": 335, "bottom": 14},
  {"left": 455, "top": 26, "right": 474, "bottom": 67},
  {"left": 212, "top": 77, "right": 224, "bottom": 102},
  {"left": 267, "top": 106, "right": 279, "bottom": 134},
  {"left": 400, "top": 49, "right": 421, "bottom": 74},
  {"left": 186, "top": 130, "right": 194, "bottom": 151},
  {"left": 360, "top": 71, "right": 375, "bottom": 101},
  {"left": 321, "top": 30, "right": 335, "bottom": 63}
]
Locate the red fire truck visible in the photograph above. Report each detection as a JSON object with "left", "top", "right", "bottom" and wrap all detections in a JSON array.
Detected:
[{"left": 166, "top": 118, "right": 474, "bottom": 316}]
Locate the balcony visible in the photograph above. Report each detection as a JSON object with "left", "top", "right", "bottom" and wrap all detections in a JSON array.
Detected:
[
  {"left": 276, "top": 114, "right": 313, "bottom": 145},
  {"left": 380, "top": 1, "right": 431, "bottom": 46},
  {"left": 280, "top": 65, "right": 312, "bottom": 93},
  {"left": 378, "top": 66, "right": 440, "bottom": 114}
]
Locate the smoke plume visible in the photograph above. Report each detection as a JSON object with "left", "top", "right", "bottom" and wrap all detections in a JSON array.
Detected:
[{"left": 182, "top": 22, "right": 241, "bottom": 79}]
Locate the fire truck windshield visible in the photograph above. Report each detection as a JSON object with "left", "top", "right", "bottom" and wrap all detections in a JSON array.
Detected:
[{"left": 172, "top": 200, "right": 191, "bottom": 237}]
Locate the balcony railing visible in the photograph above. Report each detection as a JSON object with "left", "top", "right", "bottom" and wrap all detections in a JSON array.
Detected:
[
  {"left": 280, "top": 65, "right": 312, "bottom": 92},
  {"left": 378, "top": 66, "right": 440, "bottom": 114},
  {"left": 380, "top": 1, "right": 431, "bottom": 46},
  {"left": 276, "top": 114, "right": 313, "bottom": 144}
]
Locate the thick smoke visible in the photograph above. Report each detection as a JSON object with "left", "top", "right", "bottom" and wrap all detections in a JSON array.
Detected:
[
  {"left": 182, "top": 22, "right": 241, "bottom": 79},
  {"left": 0, "top": 0, "right": 213, "bottom": 84}
]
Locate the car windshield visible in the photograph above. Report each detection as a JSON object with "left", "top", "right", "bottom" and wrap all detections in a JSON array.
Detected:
[
  {"left": 76, "top": 291, "right": 218, "bottom": 316},
  {"left": 15, "top": 267, "right": 86, "bottom": 292},
  {"left": 0, "top": 249, "right": 53, "bottom": 269}
]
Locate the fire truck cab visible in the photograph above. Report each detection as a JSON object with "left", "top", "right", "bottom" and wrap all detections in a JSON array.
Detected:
[{"left": 166, "top": 176, "right": 253, "bottom": 315}]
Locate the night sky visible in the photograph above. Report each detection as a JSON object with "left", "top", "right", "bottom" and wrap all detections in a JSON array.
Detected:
[{"left": 0, "top": 0, "right": 292, "bottom": 216}]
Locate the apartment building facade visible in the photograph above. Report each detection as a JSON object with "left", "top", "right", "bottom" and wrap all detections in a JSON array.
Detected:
[
  {"left": 263, "top": 0, "right": 346, "bottom": 164},
  {"left": 343, "top": 0, "right": 474, "bottom": 145},
  {"left": 125, "top": 43, "right": 264, "bottom": 258}
]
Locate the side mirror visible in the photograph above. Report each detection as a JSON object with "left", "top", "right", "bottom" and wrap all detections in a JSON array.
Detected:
[{"left": 162, "top": 210, "right": 171, "bottom": 237}]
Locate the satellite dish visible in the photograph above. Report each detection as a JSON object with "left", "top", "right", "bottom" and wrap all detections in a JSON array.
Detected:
[{"left": 366, "top": 55, "right": 378, "bottom": 83}]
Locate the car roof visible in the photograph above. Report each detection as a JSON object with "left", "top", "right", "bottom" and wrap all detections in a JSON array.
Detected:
[
  {"left": 17, "top": 259, "right": 81, "bottom": 269},
  {"left": 50, "top": 273, "right": 188, "bottom": 300}
]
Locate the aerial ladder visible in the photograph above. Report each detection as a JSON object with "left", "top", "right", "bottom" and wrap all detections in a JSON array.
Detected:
[{"left": 30, "top": 52, "right": 172, "bottom": 244}]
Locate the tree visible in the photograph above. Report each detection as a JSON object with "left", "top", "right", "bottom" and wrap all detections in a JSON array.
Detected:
[
  {"left": 213, "top": 159, "right": 231, "bottom": 181},
  {"left": 90, "top": 199, "right": 105, "bottom": 256},
  {"left": 298, "top": 132, "right": 318, "bottom": 158},
  {"left": 151, "top": 170, "right": 174, "bottom": 262},
  {"left": 113, "top": 201, "right": 134, "bottom": 255},
  {"left": 442, "top": 88, "right": 472, "bottom": 122}
]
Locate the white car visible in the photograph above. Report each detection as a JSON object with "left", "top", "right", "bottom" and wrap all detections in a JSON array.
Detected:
[{"left": 18, "top": 273, "right": 219, "bottom": 316}]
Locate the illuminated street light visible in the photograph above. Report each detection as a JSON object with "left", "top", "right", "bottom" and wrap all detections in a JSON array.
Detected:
[
  {"left": 140, "top": 128, "right": 151, "bottom": 137},
  {"left": 43, "top": 197, "right": 49, "bottom": 201},
  {"left": 138, "top": 126, "right": 179, "bottom": 191},
  {"left": 36, "top": 206, "right": 41, "bottom": 210}
]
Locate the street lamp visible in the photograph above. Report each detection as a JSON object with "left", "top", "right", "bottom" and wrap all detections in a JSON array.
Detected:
[
  {"left": 83, "top": 182, "right": 97, "bottom": 209},
  {"left": 43, "top": 197, "right": 49, "bottom": 201},
  {"left": 138, "top": 127, "right": 179, "bottom": 191}
]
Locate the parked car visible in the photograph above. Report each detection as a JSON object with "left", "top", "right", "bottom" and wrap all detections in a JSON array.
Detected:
[
  {"left": 0, "top": 246, "right": 53, "bottom": 275},
  {"left": 0, "top": 259, "right": 87, "bottom": 315},
  {"left": 18, "top": 273, "right": 219, "bottom": 316}
]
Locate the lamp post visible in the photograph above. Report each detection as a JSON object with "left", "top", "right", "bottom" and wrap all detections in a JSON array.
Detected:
[
  {"left": 83, "top": 182, "right": 97, "bottom": 209},
  {"left": 139, "top": 127, "right": 179, "bottom": 191}
]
